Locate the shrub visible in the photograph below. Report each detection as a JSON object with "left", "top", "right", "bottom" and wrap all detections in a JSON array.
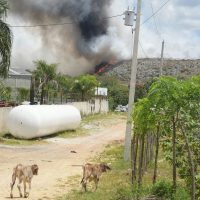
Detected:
[
  {"left": 151, "top": 180, "right": 173, "bottom": 199},
  {"left": 114, "top": 186, "right": 133, "bottom": 200},
  {"left": 172, "top": 187, "right": 190, "bottom": 200}
]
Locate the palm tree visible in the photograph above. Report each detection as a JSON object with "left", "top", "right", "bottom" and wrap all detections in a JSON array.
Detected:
[{"left": 0, "top": 0, "right": 12, "bottom": 77}]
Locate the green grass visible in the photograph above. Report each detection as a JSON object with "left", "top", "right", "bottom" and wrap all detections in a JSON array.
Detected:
[
  {"left": 58, "top": 144, "right": 150, "bottom": 200},
  {"left": 57, "top": 144, "right": 190, "bottom": 200},
  {"left": 0, "top": 133, "right": 47, "bottom": 146}
]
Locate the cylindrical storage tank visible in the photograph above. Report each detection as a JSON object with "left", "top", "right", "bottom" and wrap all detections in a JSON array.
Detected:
[{"left": 7, "top": 105, "right": 81, "bottom": 139}]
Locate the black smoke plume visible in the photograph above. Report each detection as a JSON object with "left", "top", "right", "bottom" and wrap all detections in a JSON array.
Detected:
[{"left": 9, "top": 0, "right": 117, "bottom": 75}]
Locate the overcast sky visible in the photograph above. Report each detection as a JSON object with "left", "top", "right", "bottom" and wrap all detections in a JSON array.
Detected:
[{"left": 7, "top": 0, "right": 200, "bottom": 74}]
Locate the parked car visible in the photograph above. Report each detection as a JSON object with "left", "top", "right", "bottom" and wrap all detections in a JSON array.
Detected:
[{"left": 115, "top": 105, "right": 128, "bottom": 112}]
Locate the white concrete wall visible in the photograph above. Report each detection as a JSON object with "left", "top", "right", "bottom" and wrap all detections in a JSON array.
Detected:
[
  {"left": 0, "top": 107, "right": 12, "bottom": 133},
  {"left": 67, "top": 98, "right": 109, "bottom": 116}
]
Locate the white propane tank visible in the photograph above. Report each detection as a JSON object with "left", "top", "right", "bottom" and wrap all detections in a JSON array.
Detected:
[{"left": 7, "top": 105, "right": 81, "bottom": 139}]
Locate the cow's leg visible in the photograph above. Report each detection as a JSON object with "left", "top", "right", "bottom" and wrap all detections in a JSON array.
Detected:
[
  {"left": 94, "top": 177, "right": 99, "bottom": 191},
  {"left": 10, "top": 173, "right": 16, "bottom": 198},
  {"left": 26, "top": 181, "right": 31, "bottom": 198},
  {"left": 17, "top": 179, "right": 23, "bottom": 198},
  {"left": 81, "top": 178, "right": 88, "bottom": 192},
  {"left": 23, "top": 180, "right": 29, "bottom": 198}
]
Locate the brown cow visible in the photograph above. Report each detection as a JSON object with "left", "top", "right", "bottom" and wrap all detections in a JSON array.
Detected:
[
  {"left": 10, "top": 164, "right": 39, "bottom": 198},
  {"left": 80, "top": 163, "right": 111, "bottom": 191}
]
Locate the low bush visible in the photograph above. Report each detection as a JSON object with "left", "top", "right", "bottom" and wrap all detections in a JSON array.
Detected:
[{"left": 151, "top": 180, "right": 173, "bottom": 199}]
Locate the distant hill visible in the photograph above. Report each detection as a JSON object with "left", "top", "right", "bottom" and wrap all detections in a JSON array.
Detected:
[{"left": 95, "top": 58, "right": 200, "bottom": 84}]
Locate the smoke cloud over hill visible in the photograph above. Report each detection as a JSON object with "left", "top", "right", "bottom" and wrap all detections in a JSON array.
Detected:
[{"left": 9, "top": 0, "right": 128, "bottom": 75}]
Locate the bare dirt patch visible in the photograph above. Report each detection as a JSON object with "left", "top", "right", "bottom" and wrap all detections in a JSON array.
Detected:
[{"left": 0, "top": 114, "right": 126, "bottom": 200}]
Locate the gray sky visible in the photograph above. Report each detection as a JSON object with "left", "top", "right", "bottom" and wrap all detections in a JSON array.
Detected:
[{"left": 7, "top": 0, "right": 200, "bottom": 75}]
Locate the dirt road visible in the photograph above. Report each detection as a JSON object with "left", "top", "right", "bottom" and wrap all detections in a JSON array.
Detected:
[{"left": 0, "top": 116, "right": 126, "bottom": 200}]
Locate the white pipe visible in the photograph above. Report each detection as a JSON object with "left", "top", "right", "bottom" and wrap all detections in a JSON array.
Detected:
[{"left": 7, "top": 105, "right": 81, "bottom": 139}]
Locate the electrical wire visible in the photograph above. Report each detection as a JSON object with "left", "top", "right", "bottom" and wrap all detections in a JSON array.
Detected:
[
  {"left": 139, "top": 41, "right": 149, "bottom": 58},
  {"left": 141, "top": 0, "right": 171, "bottom": 26},
  {"left": 150, "top": 1, "right": 162, "bottom": 40},
  {"left": 9, "top": 0, "right": 170, "bottom": 28},
  {"left": 9, "top": 13, "right": 124, "bottom": 28},
  {"left": 10, "top": 22, "right": 73, "bottom": 28}
]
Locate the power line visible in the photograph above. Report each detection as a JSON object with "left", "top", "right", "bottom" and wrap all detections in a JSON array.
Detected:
[
  {"left": 9, "top": 13, "right": 124, "bottom": 28},
  {"left": 150, "top": 1, "right": 162, "bottom": 40},
  {"left": 103, "top": 13, "right": 124, "bottom": 19},
  {"left": 142, "top": 0, "right": 171, "bottom": 26},
  {"left": 9, "top": 0, "right": 170, "bottom": 28},
  {"left": 139, "top": 41, "right": 149, "bottom": 58},
  {"left": 10, "top": 22, "right": 73, "bottom": 28}
]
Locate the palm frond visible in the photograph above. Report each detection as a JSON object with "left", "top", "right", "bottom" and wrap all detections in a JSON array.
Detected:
[
  {"left": 0, "top": 19, "right": 12, "bottom": 78},
  {"left": 0, "top": 0, "right": 8, "bottom": 18}
]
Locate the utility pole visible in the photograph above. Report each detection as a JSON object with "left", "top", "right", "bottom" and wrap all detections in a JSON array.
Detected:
[
  {"left": 160, "top": 40, "right": 164, "bottom": 76},
  {"left": 124, "top": 0, "right": 142, "bottom": 161}
]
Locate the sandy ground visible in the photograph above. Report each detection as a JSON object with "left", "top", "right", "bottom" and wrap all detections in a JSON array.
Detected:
[{"left": 0, "top": 117, "right": 126, "bottom": 200}]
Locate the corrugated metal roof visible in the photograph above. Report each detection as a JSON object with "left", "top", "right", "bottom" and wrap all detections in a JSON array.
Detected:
[{"left": 9, "top": 68, "right": 32, "bottom": 76}]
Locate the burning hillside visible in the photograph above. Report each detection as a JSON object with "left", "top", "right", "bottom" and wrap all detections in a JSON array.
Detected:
[{"left": 96, "top": 58, "right": 200, "bottom": 84}]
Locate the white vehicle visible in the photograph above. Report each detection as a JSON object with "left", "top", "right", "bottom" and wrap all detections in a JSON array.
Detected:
[{"left": 115, "top": 105, "right": 128, "bottom": 112}]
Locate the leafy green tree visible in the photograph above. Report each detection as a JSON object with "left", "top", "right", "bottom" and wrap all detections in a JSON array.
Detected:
[
  {"left": 148, "top": 76, "right": 181, "bottom": 190},
  {"left": 97, "top": 75, "right": 129, "bottom": 110},
  {"left": 0, "top": 81, "right": 11, "bottom": 100},
  {"left": 0, "top": 0, "right": 12, "bottom": 77},
  {"left": 132, "top": 98, "right": 160, "bottom": 187},
  {"left": 131, "top": 76, "right": 200, "bottom": 200},
  {"left": 176, "top": 77, "right": 200, "bottom": 200},
  {"left": 34, "top": 60, "right": 57, "bottom": 104},
  {"left": 17, "top": 88, "right": 29, "bottom": 103},
  {"left": 72, "top": 75, "right": 98, "bottom": 101},
  {"left": 133, "top": 98, "right": 150, "bottom": 186},
  {"left": 56, "top": 73, "right": 72, "bottom": 103}
]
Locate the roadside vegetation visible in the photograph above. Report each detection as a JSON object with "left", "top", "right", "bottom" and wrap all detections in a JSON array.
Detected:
[
  {"left": 131, "top": 76, "right": 200, "bottom": 200},
  {"left": 59, "top": 143, "right": 190, "bottom": 200}
]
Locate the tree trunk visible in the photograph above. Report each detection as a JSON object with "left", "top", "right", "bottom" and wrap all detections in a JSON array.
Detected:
[
  {"left": 153, "top": 124, "right": 160, "bottom": 184},
  {"left": 131, "top": 134, "right": 135, "bottom": 184},
  {"left": 81, "top": 91, "right": 84, "bottom": 101},
  {"left": 172, "top": 116, "right": 177, "bottom": 190},
  {"left": 61, "top": 91, "right": 63, "bottom": 104},
  {"left": 133, "top": 135, "right": 139, "bottom": 181},
  {"left": 150, "top": 135, "right": 155, "bottom": 162},
  {"left": 30, "top": 76, "right": 35, "bottom": 105},
  {"left": 180, "top": 126, "right": 195, "bottom": 200},
  {"left": 144, "top": 134, "right": 150, "bottom": 171},
  {"left": 46, "top": 91, "right": 49, "bottom": 104},
  {"left": 138, "top": 135, "right": 145, "bottom": 187},
  {"left": 143, "top": 135, "right": 148, "bottom": 175},
  {"left": 40, "top": 85, "right": 45, "bottom": 105}
]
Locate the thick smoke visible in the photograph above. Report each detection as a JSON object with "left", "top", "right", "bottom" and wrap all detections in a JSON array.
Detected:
[{"left": 9, "top": 0, "right": 123, "bottom": 75}]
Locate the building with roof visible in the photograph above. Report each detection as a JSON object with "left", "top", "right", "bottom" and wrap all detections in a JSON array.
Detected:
[
  {"left": 1, "top": 68, "right": 32, "bottom": 101},
  {"left": 5, "top": 68, "right": 32, "bottom": 89}
]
